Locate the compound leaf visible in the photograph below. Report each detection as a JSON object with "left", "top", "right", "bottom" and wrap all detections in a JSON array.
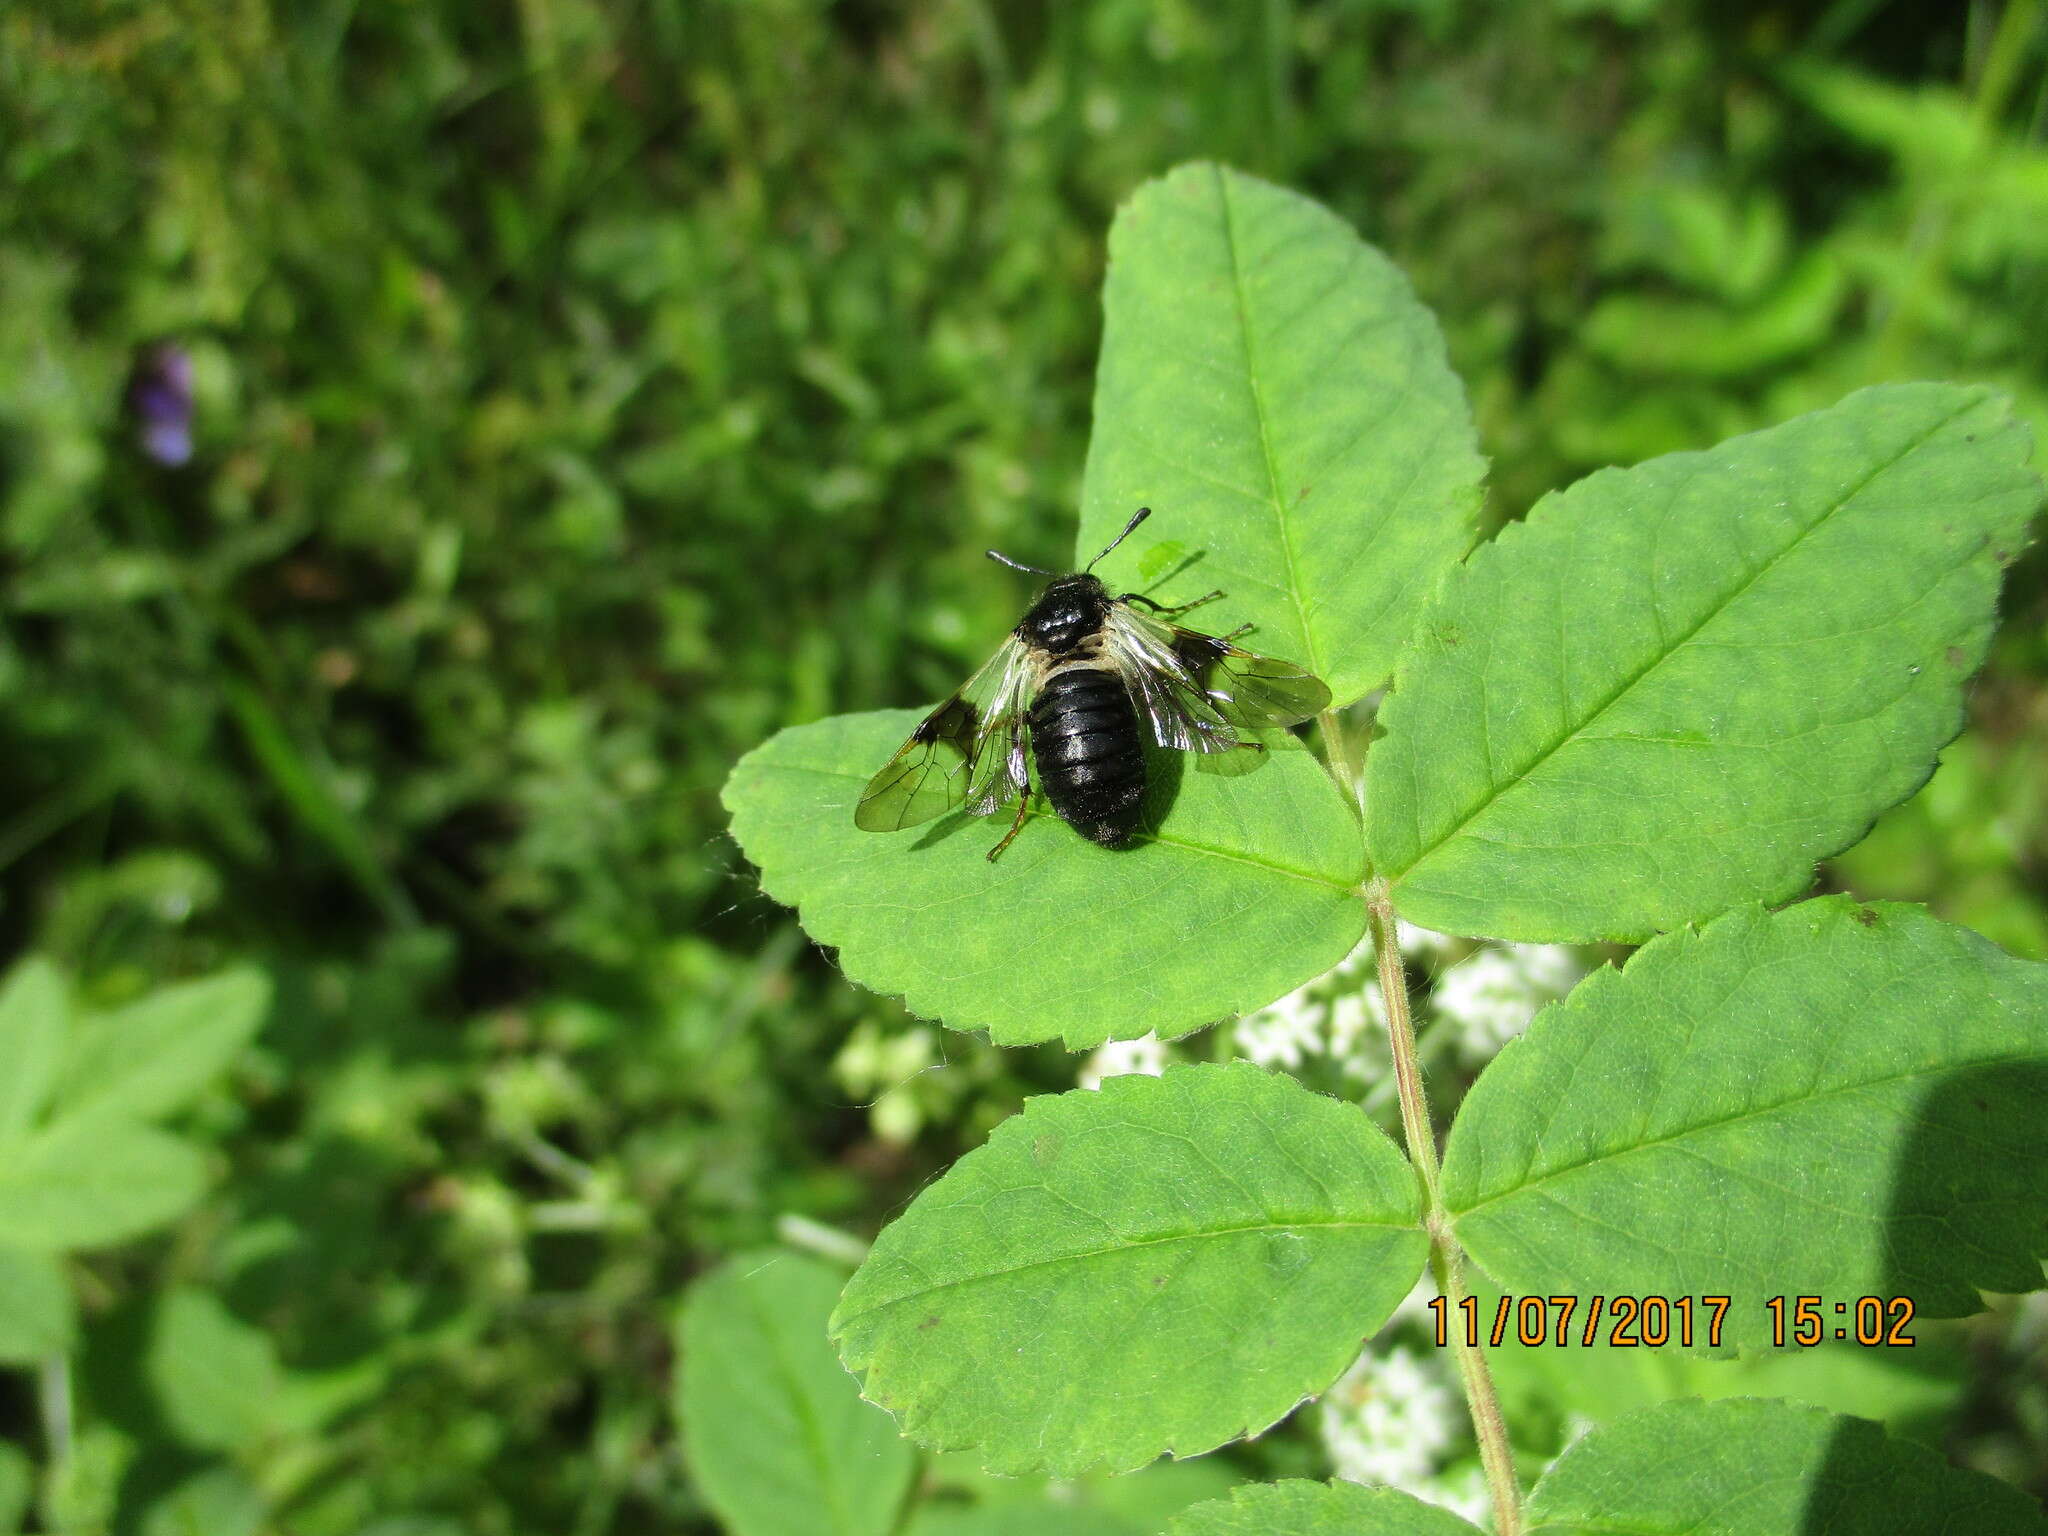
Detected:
[
  {"left": 725, "top": 710, "right": 1365, "bottom": 1047},
  {"left": 1442, "top": 899, "right": 2048, "bottom": 1348},
  {"left": 678, "top": 1252, "right": 915, "bottom": 1536},
  {"left": 832, "top": 1064, "right": 1427, "bottom": 1476},
  {"left": 1079, "top": 162, "right": 1484, "bottom": 707},
  {"left": 1167, "top": 1480, "right": 1483, "bottom": 1536},
  {"left": 1524, "top": 1397, "right": 2048, "bottom": 1534},
  {"left": 1367, "top": 383, "right": 2040, "bottom": 941}
]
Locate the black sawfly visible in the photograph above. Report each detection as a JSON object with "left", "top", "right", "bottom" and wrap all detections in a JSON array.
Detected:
[{"left": 855, "top": 507, "right": 1332, "bottom": 860}]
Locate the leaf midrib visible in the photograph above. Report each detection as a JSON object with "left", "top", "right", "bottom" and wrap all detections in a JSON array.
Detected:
[
  {"left": 1386, "top": 397, "right": 1978, "bottom": 888},
  {"left": 742, "top": 1275, "right": 865, "bottom": 1536},
  {"left": 1216, "top": 163, "right": 1323, "bottom": 682},
  {"left": 1449, "top": 1046, "right": 2043, "bottom": 1222},
  {"left": 840, "top": 1214, "right": 1419, "bottom": 1324}
]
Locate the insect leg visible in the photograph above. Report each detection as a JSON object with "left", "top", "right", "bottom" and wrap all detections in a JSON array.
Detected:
[
  {"left": 1123, "top": 589, "right": 1225, "bottom": 617},
  {"left": 985, "top": 797, "right": 1031, "bottom": 862}
]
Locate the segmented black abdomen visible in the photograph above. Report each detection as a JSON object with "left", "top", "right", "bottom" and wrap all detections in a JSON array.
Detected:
[{"left": 1030, "top": 664, "right": 1146, "bottom": 847}]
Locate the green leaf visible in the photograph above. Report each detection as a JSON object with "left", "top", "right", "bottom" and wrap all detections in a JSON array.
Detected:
[
  {"left": 1442, "top": 899, "right": 2048, "bottom": 1347},
  {"left": 138, "top": 1468, "right": 265, "bottom": 1536},
  {"left": 0, "top": 957, "right": 69, "bottom": 1142},
  {"left": 907, "top": 1507, "right": 1139, "bottom": 1536},
  {"left": 1166, "top": 1480, "right": 1483, "bottom": 1536},
  {"left": 0, "top": 1244, "right": 75, "bottom": 1362},
  {"left": 677, "top": 1252, "right": 915, "bottom": 1536},
  {"left": 0, "top": 1116, "right": 208, "bottom": 1251},
  {"left": 1367, "top": 383, "right": 2041, "bottom": 941},
  {"left": 1078, "top": 162, "right": 1484, "bottom": 706},
  {"left": 1524, "top": 1397, "right": 2048, "bottom": 1534},
  {"left": 0, "top": 1442, "right": 30, "bottom": 1536},
  {"left": 724, "top": 710, "right": 1365, "bottom": 1047},
  {"left": 147, "top": 1287, "right": 285, "bottom": 1451},
  {"left": 54, "top": 967, "right": 270, "bottom": 1123},
  {"left": 833, "top": 1063, "right": 1427, "bottom": 1476}
]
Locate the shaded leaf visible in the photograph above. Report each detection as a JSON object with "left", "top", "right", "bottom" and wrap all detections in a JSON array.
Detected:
[
  {"left": 725, "top": 710, "right": 1365, "bottom": 1047},
  {"left": 0, "top": 1443, "right": 29, "bottom": 1536},
  {"left": 55, "top": 967, "right": 270, "bottom": 1123},
  {"left": 1524, "top": 1397, "right": 2048, "bottom": 1533},
  {"left": 678, "top": 1252, "right": 915, "bottom": 1536},
  {"left": 147, "top": 1287, "right": 285, "bottom": 1451},
  {"left": 1368, "top": 383, "right": 2041, "bottom": 941},
  {"left": 139, "top": 1468, "right": 265, "bottom": 1536},
  {"left": 1167, "top": 1480, "right": 1482, "bottom": 1535},
  {"left": 0, "top": 1117, "right": 208, "bottom": 1251},
  {"left": 833, "top": 1064, "right": 1427, "bottom": 1476},
  {"left": 0, "top": 1244, "right": 74, "bottom": 1362},
  {"left": 0, "top": 957, "right": 69, "bottom": 1142},
  {"left": 1078, "top": 162, "right": 1484, "bottom": 706},
  {"left": 1443, "top": 900, "right": 2048, "bottom": 1347}
]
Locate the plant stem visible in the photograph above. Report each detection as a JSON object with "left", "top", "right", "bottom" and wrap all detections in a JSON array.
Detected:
[{"left": 1366, "top": 883, "right": 1523, "bottom": 1535}]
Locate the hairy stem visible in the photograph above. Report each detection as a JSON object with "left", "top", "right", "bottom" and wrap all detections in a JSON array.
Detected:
[{"left": 1366, "top": 884, "right": 1523, "bottom": 1535}]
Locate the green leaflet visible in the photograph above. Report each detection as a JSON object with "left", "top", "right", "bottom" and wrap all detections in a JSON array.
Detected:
[
  {"left": 0, "top": 1244, "right": 75, "bottom": 1362},
  {"left": 1367, "top": 382, "right": 2041, "bottom": 941},
  {"left": 1442, "top": 899, "right": 2048, "bottom": 1347},
  {"left": 723, "top": 710, "right": 1365, "bottom": 1047},
  {"left": 0, "top": 1117, "right": 208, "bottom": 1251},
  {"left": 0, "top": 957, "right": 68, "bottom": 1141},
  {"left": 1077, "top": 162, "right": 1484, "bottom": 707},
  {"left": 677, "top": 1253, "right": 915, "bottom": 1536},
  {"left": 1524, "top": 1398, "right": 2048, "bottom": 1534},
  {"left": 54, "top": 968, "right": 271, "bottom": 1123},
  {"left": 148, "top": 1287, "right": 287, "bottom": 1452},
  {"left": 1167, "top": 1481, "right": 1483, "bottom": 1536},
  {"left": 832, "top": 1064, "right": 1428, "bottom": 1477}
]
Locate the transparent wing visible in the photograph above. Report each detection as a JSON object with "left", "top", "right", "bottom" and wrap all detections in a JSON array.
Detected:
[
  {"left": 1106, "top": 602, "right": 1331, "bottom": 750},
  {"left": 1171, "top": 627, "right": 1331, "bottom": 726},
  {"left": 854, "top": 638, "right": 1033, "bottom": 832},
  {"left": 1101, "top": 604, "right": 1243, "bottom": 754}
]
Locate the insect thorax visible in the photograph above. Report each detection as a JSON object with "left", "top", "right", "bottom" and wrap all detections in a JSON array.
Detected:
[{"left": 1017, "top": 574, "right": 1111, "bottom": 657}]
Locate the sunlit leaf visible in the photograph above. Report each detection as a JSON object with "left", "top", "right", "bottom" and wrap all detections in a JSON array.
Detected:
[
  {"left": 0, "top": 1244, "right": 74, "bottom": 1362},
  {"left": 0, "top": 957, "right": 69, "bottom": 1142},
  {"left": 1443, "top": 899, "right": 2048, "bottom": 1347},
  {"left": 1078, "top": 162, "right": 1484, "bottom": 706},
  {"left": 833, "top": 1064, "right": 1427, "bottom": 1476},
  {"left": 147, "top": 1287, "right": 285, "bottom": 1451},
  {"left": 1524, "top": 1398, "right": 2048, "bottom": 1533},
  {"left": 725, "top": 711, "right": 1364, "bottom": 1047},
  {"left": 55, "top": 968, "right": 271, "bottom": 1123},
  {"left": 0, "top": 1116, "right": 208, "bottom": 1251},
  {"left": 1167, "top": 1480, "right": 1483, "bottom": 1536},
  {"left": 1368, "top": 383, "right": 2041, "bottom": 941},
  {"left": 677, "top": 1252, "right": 915, "bottom": 1536}
]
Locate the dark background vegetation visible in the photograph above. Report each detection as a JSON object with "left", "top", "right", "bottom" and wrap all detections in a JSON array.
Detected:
[{"left": 2, "top": 1, "right": 2045, "bottom": 1531}]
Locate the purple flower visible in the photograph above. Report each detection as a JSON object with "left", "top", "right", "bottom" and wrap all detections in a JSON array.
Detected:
[{"left": 129, "top": 343, "right": 195, "bottom": 466}]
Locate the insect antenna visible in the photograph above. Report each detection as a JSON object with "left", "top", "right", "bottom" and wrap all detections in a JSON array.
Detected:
[
  {"left": 986, "top": 549, "right": 1054, "bottom": 575},
  {"left": 1085, "top": 506, "right": 1151, "bottom": 572}
]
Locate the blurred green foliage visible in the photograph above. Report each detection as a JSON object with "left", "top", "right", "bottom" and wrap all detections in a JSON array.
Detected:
[{"left": 0, "top": 0, "right": 2043, "bottom": 1531}]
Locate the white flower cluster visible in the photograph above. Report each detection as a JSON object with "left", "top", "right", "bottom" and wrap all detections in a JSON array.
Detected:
[
  {"left": 1431, "top": 941, "right": 1582, "bottom": 1066},
  {"left": 1232, "top": 935, "right": 1391, "bottom": 1082},
  {"left": 1317, "top": 1343, "right": 1486, "bottom": 1515},
  {"left": 1077, "top": 1031, "right": 1171, "bottom": 1089}
]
